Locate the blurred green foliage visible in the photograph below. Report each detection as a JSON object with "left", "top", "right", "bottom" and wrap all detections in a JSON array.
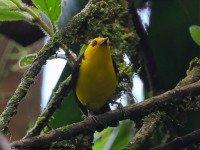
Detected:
[
  {"left": 190, "top": 25, "right": 200, "bottom": 46},
  {"left": 148, "top": 0, "right": 200, "bottom": 90},
  {"left": 148, "top": 0, "right": 200, "bottom": 146}
]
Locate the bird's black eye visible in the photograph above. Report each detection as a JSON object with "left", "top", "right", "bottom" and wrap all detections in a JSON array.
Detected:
[{"left": 91, "top": 40, "right": 97, "bottom": 47}]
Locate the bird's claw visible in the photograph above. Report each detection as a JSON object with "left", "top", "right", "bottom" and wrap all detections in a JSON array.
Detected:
[{"left": 110, "top": 100, "right": 127, "bottom": 118}]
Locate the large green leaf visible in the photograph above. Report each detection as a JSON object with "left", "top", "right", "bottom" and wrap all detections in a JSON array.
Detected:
[
  {"left": 93, "top": 128, "right": 115, "bottom": 150},
  {"left": 0, "top": 0, "right": 18, "bottom": 10},
  {"left": 0, "top": 10, "right": 27, "bottom": 21},
  {"left": 32, "top": 0, "right": 61, "bottom": 25},
  {"left": 93, "top": 121, "right": 133, "bottom": 150},
  {"left": 18, "top": 53, "right": 66, "bottom": 68},
  {"left": 110, "top": 121, "right": 132, "bottom": 150},
  {"left": 0, "top": 0, "right": 33, "bottom": 21},
  {"left": 189, "top": 25, "right": 200, "bottom": 46}
]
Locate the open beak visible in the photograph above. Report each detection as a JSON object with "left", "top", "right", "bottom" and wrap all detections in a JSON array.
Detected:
[{"left": 100, "top": 37, "right": 109, "bottom": 46}]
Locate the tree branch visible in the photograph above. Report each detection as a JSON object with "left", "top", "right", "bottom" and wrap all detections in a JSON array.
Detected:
[
  {"left": 0, "top": 0, "right": 85, "bottom": 132},
  {"left": 10, "top": 81, "right": 200, "bottom": 148},
  {"left": 23, "top": 75, "right": 72, "bottom": 139},
  {"left": 151, "top": 128, "right": 200, "bottom": 150},
  {"left": 0, "top": 35, "right": 61, "bottom": 134},
  {"left": 150, "top": 57, "right": 200, "bottom": 149},
  {"left": 176, "top": 57, "right": 200, "bottom": 88},
  {"left": 1, "top": 0, "right": 125, "bottom": 134},
  {"left": 122, "top": 112, "right": 165, "bottom": 150}
]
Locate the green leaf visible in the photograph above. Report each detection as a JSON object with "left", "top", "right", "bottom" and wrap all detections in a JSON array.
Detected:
[
  {"left": 93, "top": 128, "right": 114, "bottom": 150},
  {"left": 110, "top": 121, "right": 132, "bottom": 150},
  {"left": 11, "top": 0, "right": 21, "bottom": 3},
  {"left": 79, "top": 44, "right": 88, "bottom": 56},
  {"left": 32, "top": 0, "right": 61, "bottom": 25},
  {"left": 189, "top": 25, "right": 200, "bottom": 46},
  {"left": 19, "top": 53, "right": 37, "bottom": 68},
  {"left": 19, "top": 53, "right": 67, "bottom": 68},
  {"left": 0, "top": 0, "right": 34, "bottom": 21},
  {"left": 0, "top": 10, "right": 27, "bottom": 21},
  {"left": 0, "top": 1, "right": 17, "bottom": 10}
]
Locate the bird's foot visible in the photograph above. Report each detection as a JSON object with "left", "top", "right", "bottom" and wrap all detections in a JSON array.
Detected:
[{"left": 110, "top": 100, "right": 127, "bottom": 118}]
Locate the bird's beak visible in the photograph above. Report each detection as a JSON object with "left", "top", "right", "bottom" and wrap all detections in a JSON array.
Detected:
[{"left": 100, "top": 37, "right": 109, "bottom": 46}]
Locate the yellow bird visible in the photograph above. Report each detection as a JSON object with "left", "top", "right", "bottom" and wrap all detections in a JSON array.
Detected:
[{"left": 71, "top": 37, "right": 119, "bottom": 117}]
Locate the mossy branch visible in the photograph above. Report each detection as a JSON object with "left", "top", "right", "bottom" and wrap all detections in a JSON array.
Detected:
[
  {"left": 130, "top": 57, "right": 200, "bottom": 149},
  {"left": 0, "top": 0, "right": 92, "bottom": 134},
  {"left": 0, "top": 0, "right": 136, "bottom": 134},
  {"left": 151, "top": 128, "right": 200, "bottom": 150},
  {"left": 9, "top": 81, "right": 200, "bottom": 148},
  {"left": 0, "top": 35, "right": 61, "bottom": 134},
  {"left": 176, "top": 57, "right": 200, "bottom": 88},
  {"left": 148, "top": 57, "right": 200, "bottom": 149},
  {"left": 23, "top": 75, "right": 72, "bottom": 139},
  {"left": 122, "top": 112, "right": 165, "bottom": 150}
]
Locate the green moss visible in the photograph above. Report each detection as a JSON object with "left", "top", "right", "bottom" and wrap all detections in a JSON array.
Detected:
[
  {"left": 38, "top": 0, "right": 139, "bottom": 62},
  {"left": 143, "top": 112, "right": 165, "bottom": 124},
  {"left": 84, "top": 0, "right": 139, "bottom": 55},
  {"left": 82, "top": 0, "right": 139, "bottom": 96},
  {"left": 187, "top": 57, "right": 200, "bottom": 74},
  {"left": 177, "top": 57, "right": 200, "bottom": 87}
]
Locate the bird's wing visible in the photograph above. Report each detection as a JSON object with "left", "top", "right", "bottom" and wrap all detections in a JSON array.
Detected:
[
  {"left": 71, "top": 54, "right": 89, "bottom": 116},
  {"left": 112, "top": 58, "right": 120, "bottom": 80}
]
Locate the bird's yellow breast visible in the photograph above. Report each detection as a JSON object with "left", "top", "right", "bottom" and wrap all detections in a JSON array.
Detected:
[{"left": 75, "top": 40, "right": 117, "bottom": 113}]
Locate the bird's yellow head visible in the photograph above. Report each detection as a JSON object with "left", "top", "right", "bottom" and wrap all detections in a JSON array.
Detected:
[
  {"left": 89, "top": 37, "right": 110, "bottom": 47},
  {"left": 87, "top": 37, "right": 110, "bottom": 51},
  {"left": 84, "top": 37, "right": 111, "bottom": 61}
]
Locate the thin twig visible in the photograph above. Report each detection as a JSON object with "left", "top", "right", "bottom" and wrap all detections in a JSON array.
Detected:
[{"left": 9, "top": 81, "right": 200, "bottom": 148}]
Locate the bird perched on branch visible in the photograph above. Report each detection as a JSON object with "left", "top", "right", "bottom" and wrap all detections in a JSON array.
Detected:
[{"left": 71, "top": 37, "right": 119, "bottom": 125}]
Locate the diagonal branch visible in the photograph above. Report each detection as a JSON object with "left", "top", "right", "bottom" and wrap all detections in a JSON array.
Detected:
[
  {"left": 151, "top": 129, "right": 200, "bottom": 150},
  {"left": 0, "top": 0, "right": 113, "bottom": 134},
  {"left": 0, "top": 35, "right": 61, "bottom": 134},
  {"left": 23, "top": 75, "right": 72, "bottom": 139},
  {"left": 10, "top": 81, "right": 200, "bottom": 148},
  {"left": 122, "top": 58, "right": 200, "bottom": 149},
  {"left": 122, "top": 112, "right": 165, "bottom": 150}
]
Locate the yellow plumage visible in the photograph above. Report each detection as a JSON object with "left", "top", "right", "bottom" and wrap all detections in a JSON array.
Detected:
[{"left": 72, "top": 37, "right": 118, "bottom": 115}]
